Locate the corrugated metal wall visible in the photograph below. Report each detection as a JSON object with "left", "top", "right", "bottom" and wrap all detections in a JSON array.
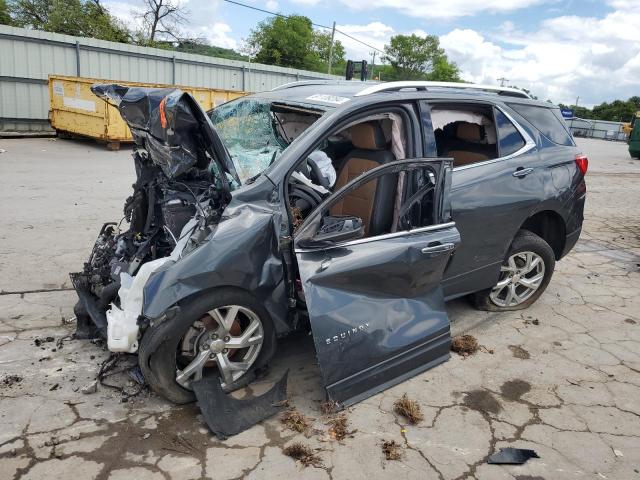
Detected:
[{"left": 0, "top": 25, "right": 340, "bottom": 134}]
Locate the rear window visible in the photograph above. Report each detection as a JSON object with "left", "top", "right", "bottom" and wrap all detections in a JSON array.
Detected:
[
  {"left": 508, "top": 104, "right": 575, "bottom": 146},
  {"left": 494, "top": 108, "right": 526, "bottom": 156}
]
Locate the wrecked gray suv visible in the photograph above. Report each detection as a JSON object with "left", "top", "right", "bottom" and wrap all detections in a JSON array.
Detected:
[{"left": 72, "top": 80, "right": 586, "bottom": 418}]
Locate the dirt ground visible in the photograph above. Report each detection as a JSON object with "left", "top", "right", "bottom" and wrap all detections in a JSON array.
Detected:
[{"left": 1, "top": 136, "right": 639, "bottom": 480}]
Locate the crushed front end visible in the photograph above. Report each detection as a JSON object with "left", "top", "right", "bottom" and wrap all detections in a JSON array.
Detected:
[{"left": 71, "top": 85, "right": 236, "bottom": 351}]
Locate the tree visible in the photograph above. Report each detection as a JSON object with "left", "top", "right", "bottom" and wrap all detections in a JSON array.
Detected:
[
  {"left": 1, "top": 0, "right": 12, "bottom": 24},
  {"left": 174, "top": 40, "right": 249, "bottom": 61},
  {"left": 10, "top": 0, "right": 130, "bottom": 42},
  {"left": 138, "top": 0, "right": 186, "bottom": 44},
  {"left": 382, "top": 34, "right": 460, "bottom": 81},
  {"left": 559, "top": 97, "right": 640, "bottom": 122},
  {"left": 247, "top": 15, "right": 316, "bottom": 70},
  {"left": 310, "top": 30, "right": 345, "bottom": 74}
]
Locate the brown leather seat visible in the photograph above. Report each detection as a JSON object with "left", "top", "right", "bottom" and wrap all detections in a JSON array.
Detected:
[
  {"left": 330, "top": 122, "right": 396, "bottom": 236},
  {"left": 445, "top": 122, "right": 491, "bottom": 167}
]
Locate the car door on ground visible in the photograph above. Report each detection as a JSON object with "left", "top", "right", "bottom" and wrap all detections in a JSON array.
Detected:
[
  {"left": 294, "top": 159, "right": 460, "bottom": 406},
  {"left": 420, "top": 100, "right": 545, "bottom": 299}
]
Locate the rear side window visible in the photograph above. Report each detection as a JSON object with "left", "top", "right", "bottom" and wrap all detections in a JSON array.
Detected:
[
  {"left": 508, "top": 103, "right": 574, "bottom": 146},
  {"left": 495, "top": 108, "right": 525, "bottom": 156}
]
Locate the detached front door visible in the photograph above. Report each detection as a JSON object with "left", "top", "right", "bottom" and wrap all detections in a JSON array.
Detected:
[{"left": 294, "top": 159, "right": 460, "bottom": 406}]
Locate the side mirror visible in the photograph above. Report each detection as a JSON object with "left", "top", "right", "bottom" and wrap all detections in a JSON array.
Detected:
[{"left": 307, "top": 215, "right": 364, "bottom": 246}]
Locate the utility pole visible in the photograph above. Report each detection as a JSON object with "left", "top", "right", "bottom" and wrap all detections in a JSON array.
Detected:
[
  {"left": 370, "top": 51, "right": 376, "bottom": 80},
  {"left": 497, "top": 77, "right": 508, "bottom": 87},
  {"left": 327, "top": 21, "right": 336, "bottom": 74}
]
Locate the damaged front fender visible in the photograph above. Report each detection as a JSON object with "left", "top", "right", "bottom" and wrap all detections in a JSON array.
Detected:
[{"left": 141, "top": 176, "right": 291, "bottom": 335}]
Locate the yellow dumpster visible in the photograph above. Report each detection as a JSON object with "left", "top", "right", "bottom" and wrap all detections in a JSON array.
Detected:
[{"left": 48, "top": 75, "right": 246, "bottom": 150}]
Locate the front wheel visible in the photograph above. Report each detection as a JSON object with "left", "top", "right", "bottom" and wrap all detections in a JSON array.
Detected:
[
  {"left": 473, "top": 230, "right": 555, "bottom": 311},
  {"left": 138, "top": 289, "right": 276, "bottom": 404}
]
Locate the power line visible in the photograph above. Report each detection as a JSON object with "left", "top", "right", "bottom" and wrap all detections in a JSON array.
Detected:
[{"left": 222, "top": 0, "right": 386, "bottom": 56}]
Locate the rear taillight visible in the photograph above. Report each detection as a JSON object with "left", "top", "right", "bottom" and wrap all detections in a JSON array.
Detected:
[{"left": 575, "top": 154, "right": 588, "bottom": 175}]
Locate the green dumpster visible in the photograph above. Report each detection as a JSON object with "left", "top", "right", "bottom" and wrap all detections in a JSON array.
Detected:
[{"left": 630, "top": 116, "right": 640, "bottom": 159}]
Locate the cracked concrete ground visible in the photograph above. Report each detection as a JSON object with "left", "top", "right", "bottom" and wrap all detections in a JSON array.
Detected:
[{"left": 1, "top": 136, "right": 639, "bottom": 479}]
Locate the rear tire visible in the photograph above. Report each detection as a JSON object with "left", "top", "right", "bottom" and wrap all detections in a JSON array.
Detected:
[
  {"left": 138, "top": 288, "right": 276, "bottom": 404},
  {"left": 472, "top": 230, "right": 555, "bottom": 312}
]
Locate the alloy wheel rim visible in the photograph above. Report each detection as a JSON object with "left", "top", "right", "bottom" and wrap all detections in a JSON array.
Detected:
[
  {"left": 176, "top": 305, "right": 264, "bottom": 389},
  {"left": 489, "top": 251, "right": 545, "bottom": 308}
]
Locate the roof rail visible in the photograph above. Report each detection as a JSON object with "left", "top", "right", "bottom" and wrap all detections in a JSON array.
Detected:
[
  {"left": 354, "top": 81, "right": 532, "bottom": 99},
  {"left": 271, "top": 80, "right": 378, "bottom": 91}
]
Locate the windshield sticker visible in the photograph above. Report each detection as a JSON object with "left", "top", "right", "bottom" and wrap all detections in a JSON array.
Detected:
[{"left": 306, "top": 94, "right": 350, "bottom": 105}]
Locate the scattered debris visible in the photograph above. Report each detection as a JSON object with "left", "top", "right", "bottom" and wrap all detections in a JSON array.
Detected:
[
  {"left": 479, "top": 345, "right": 494, "bottom": 354},
  {"left": 195, "top": 372, "right": 289, "bottom": 439},
  {"left": 451, "top": 335, "right": 479, "bottom": 356},
  {"left": 614, "top": 449, "right": 623, "bottom": 457},
  {"left": 624, "top": 318, "right": 636, "bottom": 325},
  {"left": 487, "top": 447, "right": 540, "bottom": 465},
  {"left": 283, "top": 442, "right": 323, "bottom": 468},
  {"left": 393, "top": 394, "right": 424, "bottom": 424},
  {"left": 0, "top": 335, "right": 16, "bottom": 342},
  {"left": 0, "top": 148, "right": 6, "bottom": 153},
  {"left": 34, "top": 336, "right": 55, "bottom": 347},
  {"left": 524, "top": 318, "right": 540, "bottom": 326},
  {"left": 142, "top": 433, "right": 151, "bottom": 440},
  {"left": 49, "top": 383, "right": 60, "bottom": 391},
  {"left": 128, "top": 365, "right": 146, "bottom": 386},
  {"left": 281, "top": 409, "right": 312, "bottom": 433},
  {"left": 327, "top": 414, "right": 355, "bottom": 441},
  {"left": 382, "top": 440, "right": 402, "bottom": 461},
  {"left": 1, "top": 374, "right": 23, "bottom": 388},
  {"left": 81, "top": 380, "right": 98, "bottom": 394},
  {"left": 508, "top": 345, "right": 531, "bottom": 360},
  {"left": 320, "top": 399, "right": 340, "bottom": 415},
  {"left": 55, "top": 335, "right": 72, "bottom": 350}
]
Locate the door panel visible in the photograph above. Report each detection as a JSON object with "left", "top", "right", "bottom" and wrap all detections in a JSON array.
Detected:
[
  {"left": 296, "top": 225, "right": 459, "bottom": 405},
  {"left": 293, "top": 158, "right": 459, "bottom": 406},
  {"left": 418, "top": 101, "right": 543, "bottom": 298}
]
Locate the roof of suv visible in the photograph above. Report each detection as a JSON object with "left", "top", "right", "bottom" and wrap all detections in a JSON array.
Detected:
[{"left": 254, "top": 80, "right": 555, "bottom": 110}]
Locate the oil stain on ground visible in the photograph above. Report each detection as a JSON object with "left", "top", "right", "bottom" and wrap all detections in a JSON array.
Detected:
[
  {"left": 509, "top": 345, "right": 531, "bottom": 359},
  {"left": 501, "top": 379, "right": 532, "bottom": 402},
  {"left": 462, "top": 390, "right": 501, "bottom": 414}
]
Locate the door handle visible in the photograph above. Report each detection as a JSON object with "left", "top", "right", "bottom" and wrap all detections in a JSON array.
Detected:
[
  {"left": 421, "top": 243, "right": 456, "bottom": 255},
  {"left": 513, "top": 167, "right": 534, "bottom": 178}
]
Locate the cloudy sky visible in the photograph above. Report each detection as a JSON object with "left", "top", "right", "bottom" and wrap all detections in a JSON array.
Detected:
[{"left": 102, "top": 0, "right": 640, "bottom": 106}]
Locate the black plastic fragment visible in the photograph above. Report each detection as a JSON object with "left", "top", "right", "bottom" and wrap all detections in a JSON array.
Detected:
[
  {"left": 487, "top": 447, "right": 540, "bottom": 465},
  {"left": 193, "top": 371, "right": 289, "bottom": 440}
]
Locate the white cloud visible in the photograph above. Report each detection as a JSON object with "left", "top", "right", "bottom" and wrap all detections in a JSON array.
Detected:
[
  {"left": 190, "top": 22, "right": 238, "bottom": 49},
  {"left": 440, "top": 8, "right": 640, "bottom": 105},
  {"left": 335, "top": 22, "right": 394, "bottom": 62},
  {"left": 292, "top": 0, "right": 552, "bottom": 19}
]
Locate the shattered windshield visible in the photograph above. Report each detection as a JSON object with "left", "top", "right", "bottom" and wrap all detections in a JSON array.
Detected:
[{"left": 209, "top": 98, "right": 322, "bottom": 183}]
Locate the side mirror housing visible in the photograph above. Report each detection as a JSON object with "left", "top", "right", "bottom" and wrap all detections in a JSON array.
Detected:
[{"left": 303, "top": 215, "right": 364, "bottom": 247}]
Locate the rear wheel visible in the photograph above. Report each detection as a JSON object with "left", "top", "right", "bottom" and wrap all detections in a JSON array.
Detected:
[
  {"left": 138, "top": 289, "right": 276, "bottom": 404},
  {"left": 473, "top": 230, "right": 555, "bottom": 311}
]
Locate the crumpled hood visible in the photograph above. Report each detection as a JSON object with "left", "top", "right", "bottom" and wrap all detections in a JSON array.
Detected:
[{"left": 91, "top": 84, "right": 240, "bottom": 184}]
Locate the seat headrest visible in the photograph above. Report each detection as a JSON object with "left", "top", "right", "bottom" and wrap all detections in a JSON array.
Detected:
[
  {"left": 350, "top": 122, "right": 386, "bottom": 150},
  {"left": 457, "top": 122, "right": 482, "bottom": 142}
]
